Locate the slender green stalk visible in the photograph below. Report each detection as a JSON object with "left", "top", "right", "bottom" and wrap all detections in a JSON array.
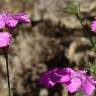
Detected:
[
  {"left": 75, "top": 3, "right": 94, "bottom": 47},
  {"left": 68, "top": 92, "right": 74, "bottom": 96},
  {"left": 3, "top": 49, "right": 11, "bottom": 96}
]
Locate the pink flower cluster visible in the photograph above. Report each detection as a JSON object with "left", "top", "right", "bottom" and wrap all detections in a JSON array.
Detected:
[
  {"left": 39, "top": 68, "right": 96, "bottom": 96},
  {"left": 0, "top": 11, "right": 30, "bottom": 48}
]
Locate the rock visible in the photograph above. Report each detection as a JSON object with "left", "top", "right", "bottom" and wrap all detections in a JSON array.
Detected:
[{"left": 39, "top": 89, "right": 48, "bottom": 96}]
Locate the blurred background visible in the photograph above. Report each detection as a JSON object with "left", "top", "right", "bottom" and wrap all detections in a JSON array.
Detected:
[{"left": 0, "top": 0, "right": 96, "bottom": 96}]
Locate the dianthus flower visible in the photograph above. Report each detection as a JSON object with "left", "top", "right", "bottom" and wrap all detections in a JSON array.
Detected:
[
  {"left": 0, "top": 32, "right": 12, "bottom": 48},
  {"left": 0, "top": 11, "right": 31, "bottom": 29},
  {"left": 39, "top": 68, "right": 96, "bottom": 96},
  {"left": 91, "top": 18, "right": 96, "bottom": 33}
]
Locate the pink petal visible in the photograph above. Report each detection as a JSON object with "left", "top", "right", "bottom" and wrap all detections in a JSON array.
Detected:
[
  {"left": 48, "top": 80, "right": 55, "bottom": 87},
  {"left": 5, "top": 14, "right": 18, "bottom": 27},
  {"left": 0, "top": 14, "right": 5, "bottom": 29},
  {"left": 82, "top": 80, "right": 95, "bottom": 96},
  {"left": 67, "top": 78, "right": 81, "bottom": 93},
  {"left": 14, "top": 12, "right": 31, "bottom": 23},
  {"left": 0, "top": 32, "right": 12, "bottom": 48},
  {"left": 66, "top": 68, "right": 76, "bottom": 75},
  {"left": 60, "top": 74, "right": 70, "bottom": 84},
  {"left": 91, "top": 20, "right": 96, "bottom": 33},
  {"left": 87, "top": 76, "right": 96, "bottom": 85},
  {"left": 39, "top": 72, "right": 56, "bottom": 88}
]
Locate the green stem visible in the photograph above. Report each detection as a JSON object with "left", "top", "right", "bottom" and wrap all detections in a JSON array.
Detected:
[
  {"left": 68, "top": 92, "right": 75, "bottom": 96},
  {"left": 76, "top": 14, "right": 94, "bottom": 47},
  {"left": 3, "top": 48, "right": 11, "bottom": 96}
]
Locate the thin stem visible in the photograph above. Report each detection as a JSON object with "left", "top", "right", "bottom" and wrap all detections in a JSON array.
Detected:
[
  {"left": 68, "top": 92, "right": 71, "bottom": 96},
  {"left": 68, "top": 92, "right": 74, "bottom": 96},
  {"left": 73, "top": 15, "right": 93, "bottom": 46},
  {"left": 3, "top": 49, "right": 11, "bottom": 96}
]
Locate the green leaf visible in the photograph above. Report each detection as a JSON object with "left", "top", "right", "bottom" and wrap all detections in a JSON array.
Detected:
[{"left": 69, "top": 1, "right": 78, "bottom": 15}]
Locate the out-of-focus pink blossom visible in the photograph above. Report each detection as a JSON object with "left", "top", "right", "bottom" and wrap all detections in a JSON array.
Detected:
[
  {"left": 0, "top": 11, "right": 31, "bottom": 29},
  {"left": 13, "top": 12, "right": 31, "bottom": 24},
  {"left": 91, "top": 18, "right": 96, "bottom": 33},
  {"left": 0, "top": 32, "right": 12, "bottom": 48}
]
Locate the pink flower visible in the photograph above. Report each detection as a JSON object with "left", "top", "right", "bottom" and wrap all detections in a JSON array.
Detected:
[
  {"left": 91, "top": 18, "right": 96, "bottom": 33},
  {"left": 39, "top": 68, "right": 96, "bottom": 96},
  {"left": 0, "top": 32, "right": 12, "bottom": 48},
  {"left": 0, "top": 11, "right": 31, "bottom": 29}
]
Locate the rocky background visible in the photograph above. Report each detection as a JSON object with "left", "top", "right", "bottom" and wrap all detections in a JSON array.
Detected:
[{"left": 0, "top": 0, "right": 96, "bottom": 96}]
